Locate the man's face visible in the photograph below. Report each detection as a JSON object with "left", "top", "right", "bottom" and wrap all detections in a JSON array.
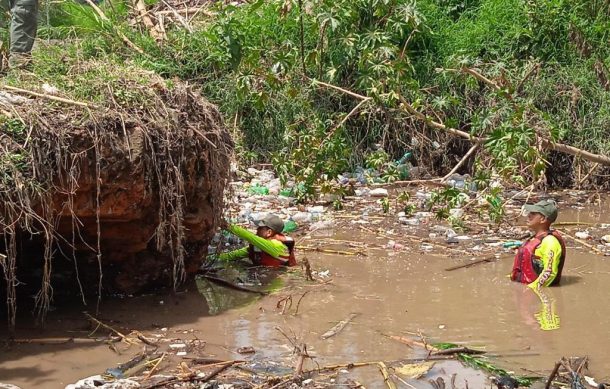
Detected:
[
  {"left": 526, "top": 212, "right": 547, "bottom": 229},
  {"left": 256, "top": 226, "right": 274, "bottom": 238}
]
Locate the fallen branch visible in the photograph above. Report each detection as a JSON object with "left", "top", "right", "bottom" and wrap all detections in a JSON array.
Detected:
[
  {"left": 297, "top": 245, "right": 362, "bottom": 256},
  {"left": 199, "top": 274, "right": 269, "bottom": 295},
  {"left": 11, "top": 337, "right": 105, "bottom": 344},
  {"left": 441, "top": 144, "right": 479, "bottom": 182},
  {"left": 382, "top": 334, "right": 438, "bottom": 352},
  {"left": 378, "top": 362, "right": 397, "bottom": 389},
  {"left": 313, "top": 73, "right": 610, "bottom": 166},
  {"left": 0, "top": 85, "right": 92, "bottom": 108},
  {"left": 324, "top": 97, "right": 371, "bottom": 141},
  {"left": 444, "top": 257, "right": 497, "bottom": 271},
  {"left": 577, "top": 162, "right": 600, "bottom": 187},
  {"left": 561, "top": 231, "right": 605, "bottom": 255},
  {"left": 294, "top": 343, "right": 309, "bottom": 377},
  {"left": 321, "top": 313, "right": 358, "bottom": 339},
  {"left": 458, "top": 66, "right": 610, "bottom": 166},
  {"left": 144, "top": 352, "right": 166, "bottom": 379},
  {"left": 201, "top": 361, "right": 237, "bottom": 382},
  {"left": 293, "top": 291, "right": 310, "bottom": 315},
  {"left": 311, "top": 79, "right": 368, "bottom": 100},
  {"left": 85, "top": 313, "right": 138, "bottom": 345},
  {"left": 135, "top": 332, "right": 159, "bottom": 347},
  {"left": 133, "top": 0, "right": 166, "bottom": 41},
  {"left": 161, "top": 0, "right": 193, "bottom": 33},
  {"left": 431, "top": 346, "right": 485, "bottom": 356},
  {"left": 545, "top": 361, "right": 562, "bottom": 389}
]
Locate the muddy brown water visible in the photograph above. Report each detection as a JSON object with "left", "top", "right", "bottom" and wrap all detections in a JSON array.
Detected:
[{"left": 2, "top": 200, "right": 610, "bottom": 388}]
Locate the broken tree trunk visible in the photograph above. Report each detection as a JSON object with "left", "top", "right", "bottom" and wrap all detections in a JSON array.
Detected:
[{"left": 313, "top": 79, "right": 610, "bottom": 166}]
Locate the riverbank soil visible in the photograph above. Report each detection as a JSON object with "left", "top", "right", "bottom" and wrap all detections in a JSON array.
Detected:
[
  {"left": 1, "top": 186, "right": 609, "bottom": 388},
  {"left": 0, "top": 65, "right": 233, "bottom": 324}
]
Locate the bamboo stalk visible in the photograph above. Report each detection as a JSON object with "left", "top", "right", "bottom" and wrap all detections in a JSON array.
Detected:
[
  {"left": 85, "top": 313, "right": 138, "bottom": 345},
  {"left": 377, "top": 362, "right": 397, "bottom": 389},
  {"left": 1, "top": 85, "right": 92, "bottom": 107},
  {"left": 441, "top": 144, "right": 479, "bottom": 182},
  {"left": 562, "top": 231, "right": 605, "bottom": 255}
]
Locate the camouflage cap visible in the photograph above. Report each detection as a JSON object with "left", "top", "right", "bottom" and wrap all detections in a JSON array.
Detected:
[
  {"left": 255, "top": 214, "right": 285, "bottom": 233},
  {"left": 524, "top": 199, "right": 558, "bottom": 222}
]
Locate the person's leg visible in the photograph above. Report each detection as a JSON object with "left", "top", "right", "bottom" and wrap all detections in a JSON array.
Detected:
[{"left": 8, "top": 0, "right": 37, "bottom": 68}]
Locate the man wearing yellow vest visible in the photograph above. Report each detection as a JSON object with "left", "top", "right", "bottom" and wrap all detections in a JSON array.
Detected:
[{"left": 511, "top": 199, "right": 566, "bottom": 289}]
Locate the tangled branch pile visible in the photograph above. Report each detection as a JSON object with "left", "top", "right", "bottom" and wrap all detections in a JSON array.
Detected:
[{"left": 0, "top": 59, "right": 233, "bottom": 332}]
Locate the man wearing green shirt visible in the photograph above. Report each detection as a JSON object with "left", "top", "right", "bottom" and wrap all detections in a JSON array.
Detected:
[{"left": 218, "top": 214, "right": 297, "bottom": 268}]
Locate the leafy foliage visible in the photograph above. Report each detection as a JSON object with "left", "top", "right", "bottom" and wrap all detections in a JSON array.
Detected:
[{"left": 22, "top": 0, "right": 610, "bottom": 204}]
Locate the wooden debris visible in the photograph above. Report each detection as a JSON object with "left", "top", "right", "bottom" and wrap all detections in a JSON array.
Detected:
[
  {"left": 562, "top": 231, "right": 605, "bottom": 255},
  {"left": 378, "top": 362, "right": 397, "bottom": 389},
  {"left": 545, "top": 361, "right": 562, "bottom": 389},
  {"left": 133, "top": 0, "right": 166, "bottom": 41},
  {"left": 294, "top": 343, "right": 309, "bottom": 377},
  {"left": 297, "top": 245, "right": 362, "bottom": 256},
  {"left": 431, "top": 346, "right": 485, "bottom": 356},
  {"left": 85, "top": 313, "right": 138, "bottom": 345},
  {"left": 199, "top": 274, "right": 269, "bottom": 295},
  {"left": 302, "top": 257, "right": 314, "bottom": 281},
  {"left": 444, "top": 257, "right": 497, "bottom": 271},
  {"left": 383, "top": 334, "right": 438, "bottom": 352},
  {"left": 321, "top": 313, "right": 358, "bottom": 339},
  {"left": 0, "top": 85, "right": 92, "bottom": 108}
]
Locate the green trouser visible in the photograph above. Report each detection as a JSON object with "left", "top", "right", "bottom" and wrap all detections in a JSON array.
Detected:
[{"left": 1, "top": 0, "right": 38, "bottom": 54}]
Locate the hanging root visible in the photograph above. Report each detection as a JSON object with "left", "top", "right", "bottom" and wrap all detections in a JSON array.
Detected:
[{"left": 0, "top": 59, "right": 233, "bottom": 332}]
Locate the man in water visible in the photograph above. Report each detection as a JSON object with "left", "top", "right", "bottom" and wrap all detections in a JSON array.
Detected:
[
  {"left": 511, "top": 199, "right": 566, "bottom": 288},
  {"left": 217, "top": 214, "right": 297, "bottom": 267}
]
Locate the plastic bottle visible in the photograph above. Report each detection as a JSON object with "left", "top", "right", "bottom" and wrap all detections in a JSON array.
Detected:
[
  {"left": 396, "top": 152, "right": 412, "bottom": 165},
  {"left": 279, "top": 188, "right": 293, "bottom": 197},
  {"left": 283, "top": 220, "right": 298, "bottom": 233},
  {"left": 248, "top": 184, "right": 269, "bottom": 195},
  {"left": 503, "top": 241, "right": 523, "bottom": 249},
  {"left": 395, "top": 152, "right": 412, "bottom": 180}
]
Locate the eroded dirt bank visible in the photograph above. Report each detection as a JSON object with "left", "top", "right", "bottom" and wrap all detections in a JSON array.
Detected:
[
  {"left": 1, "top": 189, "right": 609, "bottom": 388},
  {"left": 0, "top": 64, "right": 234, "bottom": 314}
]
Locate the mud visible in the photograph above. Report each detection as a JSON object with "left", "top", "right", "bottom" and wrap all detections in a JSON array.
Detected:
[{"left": 1, "top": 195, "right": 610, "bottom": 388}]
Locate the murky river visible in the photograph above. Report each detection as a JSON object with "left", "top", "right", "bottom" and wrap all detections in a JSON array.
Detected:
[{"left": 1, "top": 200, "right": 609, "bottom": 388}]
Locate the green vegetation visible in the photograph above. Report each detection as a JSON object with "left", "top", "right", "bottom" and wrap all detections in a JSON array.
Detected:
[
  {"left": 433, "top": 342, "right": 539, "bottom": 386},
  {"left": 6, "top": 0, "right": 610, "bottom": 199}
]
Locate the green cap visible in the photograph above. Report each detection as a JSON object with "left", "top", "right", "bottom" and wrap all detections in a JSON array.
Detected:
[
  {"left": 255, "top": 214, "right": 285, "bottom": 233},
  {"left": 524, "top": 199, "right": 558, "bottom": 222}
]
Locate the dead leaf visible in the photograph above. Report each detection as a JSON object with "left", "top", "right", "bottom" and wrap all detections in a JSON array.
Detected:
[{"left": 395, "top": 361, "right": 436, "bottom": 379}]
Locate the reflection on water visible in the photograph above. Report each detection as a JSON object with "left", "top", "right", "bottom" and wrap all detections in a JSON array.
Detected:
[
  {"left": 513, "top": 285, "right": 562, "bottom": 331},
  {"left": 195, "top": 265, "right": 284, "bottom": 315},
  {"left": 195, "top": 278, "right": 258, "bottom": 315},
  {"left": 532, "top": 288, "right": 560, "bottom": 331}
]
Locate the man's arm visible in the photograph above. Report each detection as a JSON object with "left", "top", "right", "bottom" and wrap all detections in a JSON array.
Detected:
[
  {"left": 218, "top": 247, "right": 249, "bottom": 262},
  {"left": 528, "top": 235, "right": 562, "bottom": 289},
  {"left": 227, "top": 225, "right": 288, "bottom": 259}
]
